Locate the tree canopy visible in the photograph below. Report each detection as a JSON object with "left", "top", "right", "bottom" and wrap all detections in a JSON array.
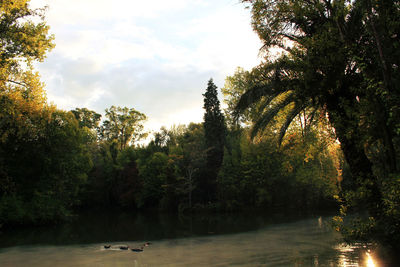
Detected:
[
  {"left": 236, "top": 0, "right": 400, "bottom": 248},
  {"left": 99, "top": 106, "right": 147, "bottom": 150}
]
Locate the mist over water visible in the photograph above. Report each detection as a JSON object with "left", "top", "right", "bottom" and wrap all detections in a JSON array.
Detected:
[{"left": 0, "top": 212, "right": 380, "bottom": 266}]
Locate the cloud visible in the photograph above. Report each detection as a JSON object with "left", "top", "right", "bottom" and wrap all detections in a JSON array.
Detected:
[
  {"left": 32, "top": 0, "right": 262, "bottom": 133},
  {"left": 39, "top": 54, "right": 212, "bottom": 126},
  {"left": 31, "top": 0, "right": 191, "bottom": 23}
]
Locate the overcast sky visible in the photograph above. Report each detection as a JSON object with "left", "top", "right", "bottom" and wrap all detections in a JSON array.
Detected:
[{"left": 30, "top": 0, "right": 262, "bottom": 133}]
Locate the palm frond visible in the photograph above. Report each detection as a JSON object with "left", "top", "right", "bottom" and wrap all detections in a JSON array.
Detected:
[
  {"left": 234, "top": 83, "right": 270, "bottom": 113},
  {"left": 250, "top": 91, "right": 296, "bottom": 138},
  {"left": 277, "top": 101, "right": 305, "bottom": 145}
]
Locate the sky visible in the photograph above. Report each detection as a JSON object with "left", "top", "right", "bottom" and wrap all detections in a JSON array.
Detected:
[{"left": 30, "top": 0, "right": 262, "bottom": 134}]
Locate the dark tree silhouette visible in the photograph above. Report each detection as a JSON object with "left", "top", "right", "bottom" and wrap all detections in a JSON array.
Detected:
[{"left": 203, "top": 79, "right": 226, "bottom": 202}]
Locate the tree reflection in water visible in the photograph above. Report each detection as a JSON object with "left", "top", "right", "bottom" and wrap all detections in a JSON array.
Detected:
[{"left": 0, "top": 214, "right": 389, "bottom": 266}]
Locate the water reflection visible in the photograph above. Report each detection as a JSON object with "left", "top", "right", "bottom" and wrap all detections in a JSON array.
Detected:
[
  {"left": 333, "top": 243, "right": 380, "bottom": 267},
  {"left": 366, "top": 251, "right": 376, "bottom": 267},
  {"left": 0, "top": 210, "right": 313, "bottom": 248},
  {"left": 0, "top": 213, "right": 385, "bottom": 266},
  {"left": 335, "top": 243, "right": 359, "bottom": 266}
]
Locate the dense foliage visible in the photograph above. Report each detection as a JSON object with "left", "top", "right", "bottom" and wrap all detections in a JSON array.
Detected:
[{"left": 236, "top": 0, "right": 400, "bottom": 249}]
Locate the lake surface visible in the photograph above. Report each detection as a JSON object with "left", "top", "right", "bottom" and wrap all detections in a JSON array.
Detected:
[{"left": 0, "top": 211, "right": 384, "bottom": 266}]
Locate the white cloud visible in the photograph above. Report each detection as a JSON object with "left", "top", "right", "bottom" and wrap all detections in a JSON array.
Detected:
[
  {"left": 31, "top": 0, "right": 191, "bottom": 23},
  {"left": 31, "top": 0, "right": 262, "bottom": 134}
]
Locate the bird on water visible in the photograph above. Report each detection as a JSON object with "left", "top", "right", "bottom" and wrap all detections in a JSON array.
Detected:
[
  {"left": 131, "top": 247, "right": 144, "bottom": 252},
  {"left": 103, "top": 242, "right": 151, "bottom": 251}
]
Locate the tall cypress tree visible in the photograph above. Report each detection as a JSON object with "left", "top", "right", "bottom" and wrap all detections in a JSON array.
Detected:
[{"left": 203, "top": 78, "right": 226, "bottom": 202}]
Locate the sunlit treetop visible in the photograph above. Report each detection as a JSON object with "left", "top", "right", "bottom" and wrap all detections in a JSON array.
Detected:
[
  {"left": 0, "top": 0, "right": 54, "bottom": 66},
  {"left": 0, "top": 0, "right": 54, "bottom": 95},
  {"left": 0, "top": 0, "right": 55, "bottom": 142}
]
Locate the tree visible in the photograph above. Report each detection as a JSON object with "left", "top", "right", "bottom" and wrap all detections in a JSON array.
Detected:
[
  {"left": 34, "top": 111, "right": 92, "bottom": 217},
  {"left": 0, "top": 109, "right": 91, "bottom": 224},
  {"left": 221, "top": 67, "right": 254, "bottom": 127},
  {"left": 147, "top": 126, "right": 170, "bottom": 154},
  {"left": 175, "top": 123, "right": 206, "bottom": 210},
  {"left": 99, "top": 106, "right": 147, "bottom": 150},
  {"left": 0, "top": 0, "right": 54, "bottom": 183},
  {"left": 137, "top": 152, "right": 170, "bottom": 208},
  {"left": 0, "top": 0, "right": 54, "bottom": 111},
  {"left": 0, "top": 0, "right": 71, "bottom": 225},
  {"left": 71, "top": 108, "right": 101, "bottom": 130},
  {"left": 71, "top": 108, "right": 102, "bottom": 144},
  {"left": 237, "top": 0, "right": 400, "bottom": 248},
  {"left": 203, "top": 79, "right": 226, "bottom": 202},
  {"left": 0, "top": 0, "right": 54, "bottom": 145},
  {"left": 0, "top": 0, "right": 54, "bottom": 72},
  {"left": 113, "top": 148, "right": 141, "bottom": 208}
]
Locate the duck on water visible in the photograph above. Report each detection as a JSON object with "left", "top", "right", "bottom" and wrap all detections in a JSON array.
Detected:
[{"left": 103, "top": 242, "right": 151, "bottom": 252}]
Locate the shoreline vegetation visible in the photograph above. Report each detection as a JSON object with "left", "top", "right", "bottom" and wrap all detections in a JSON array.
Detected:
[{"left": 1, "top": 0, "right": 399, "bottom": 261}]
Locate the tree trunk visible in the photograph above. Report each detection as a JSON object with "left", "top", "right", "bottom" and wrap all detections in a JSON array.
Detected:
[{"left": 326, "top": 91, "right": 382, "bottom": 217}]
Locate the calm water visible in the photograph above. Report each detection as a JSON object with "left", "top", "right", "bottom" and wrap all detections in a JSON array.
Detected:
[{"left": 0, "top": 211, "right": 384, "bottom": 266}]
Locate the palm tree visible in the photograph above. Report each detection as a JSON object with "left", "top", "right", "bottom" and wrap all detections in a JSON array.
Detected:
[
  {"left": 234, "top": 56, "right": 318, "bottom": 145},
  {"left": 236, "top": 0, "right": 400, "bottom": 248}
]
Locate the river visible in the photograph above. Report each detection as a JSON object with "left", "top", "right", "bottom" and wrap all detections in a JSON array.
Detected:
[{"left": 0, "top": 211, "right": 384, "bottom": 266}]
